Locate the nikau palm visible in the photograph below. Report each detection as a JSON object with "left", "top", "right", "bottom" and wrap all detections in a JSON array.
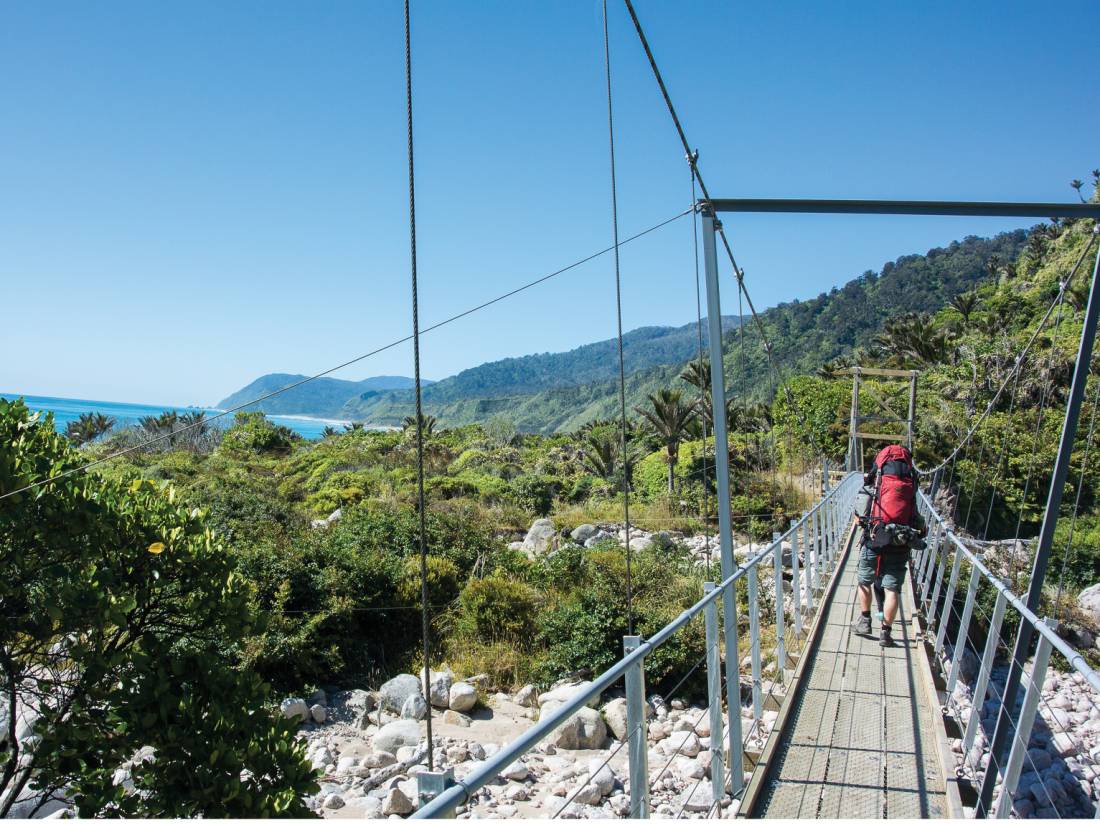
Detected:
[{"left": 635, "top": 389, "right": 697, "bottom": 495}]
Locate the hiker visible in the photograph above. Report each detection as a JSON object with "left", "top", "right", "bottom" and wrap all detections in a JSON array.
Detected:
[{"left": 851, "top": 444, "right": 927, "bottom": 647}]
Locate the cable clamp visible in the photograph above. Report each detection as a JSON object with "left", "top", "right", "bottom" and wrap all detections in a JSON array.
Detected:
[{"left": 685, "top": 148, "right": 699, "bottom": 166}]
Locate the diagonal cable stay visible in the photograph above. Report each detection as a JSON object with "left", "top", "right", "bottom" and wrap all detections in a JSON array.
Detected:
[{"left": 0, "top": 207, "right": 692, "bottom": 501}]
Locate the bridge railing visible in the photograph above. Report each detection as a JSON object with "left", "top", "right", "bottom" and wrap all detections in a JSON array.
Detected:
[
  {"left": 916, "top": 490, "right": 1100, "bottom": 818},
  {"left": 414, "top": 470, "right": 862, "bottom": 819}
]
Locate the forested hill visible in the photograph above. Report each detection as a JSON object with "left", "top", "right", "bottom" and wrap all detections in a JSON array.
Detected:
[
  {"left": 340, "top": 229, "right": 1030, "bottom": 431},
  {"left": 340, "top": 316, "right": 743, "bottom": 419},
  {"left": 724, "top": 230, "right": 1030, "bottom": 391},
  {"left": 216, "top": 374, "right": 424, "bottom": 419}
]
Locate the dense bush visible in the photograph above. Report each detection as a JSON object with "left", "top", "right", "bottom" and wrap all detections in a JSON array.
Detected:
[{"left": 0, "top": 399, "right": 317, "bottom": 817}]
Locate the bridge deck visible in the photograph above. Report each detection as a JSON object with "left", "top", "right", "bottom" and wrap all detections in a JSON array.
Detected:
[{"left": 753, "top": 543, "right": 948, "bottom": 818}]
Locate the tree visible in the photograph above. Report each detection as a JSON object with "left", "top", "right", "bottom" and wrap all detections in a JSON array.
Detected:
[
  {"left": 634, "top": 389, "right": 697, "bottom": 495},
  {"left": 949, "top": 291, "right": 980, "bottom": 325},
  {"left": 402, "top": 414, "right": 436, "bottom": 435},
  {"left": 0, "top": 398, "right": 317, "bottom": 817},
  {"left": 873, "top": 313, "right": 954, "bottom": 367},
  {"left": 64, "top": 412, "right": 114, "bottom": 446},
  {"left": 679, "top": 360, "right": 713, "bottom": 426},
  {"left": 1072, "top": 179, "right": 1085, "bottom": 203},
  {"left": 321, "top": 425, "right": 339, "bottom": 439}
]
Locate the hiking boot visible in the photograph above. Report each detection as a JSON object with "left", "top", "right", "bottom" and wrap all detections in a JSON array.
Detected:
[
  {"left": 852, "top": 615, "right": 872, "bottom": 635},
  {"left": 880, "top": 625, "right": 896, "bottom": 648}
]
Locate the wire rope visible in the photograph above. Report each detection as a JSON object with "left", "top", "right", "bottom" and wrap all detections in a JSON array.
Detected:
[
  {"left": 601, "top": 0, "right": 634, "bottom": 635},
  {"left": 402, "top": 0, "right": 434, "bottom": 769},
  {"left": 0, "top": 208, "right": 691, "bottom": 502},
  {"left": 916, "top": 230, "right": 1098, "bottom": 476}
]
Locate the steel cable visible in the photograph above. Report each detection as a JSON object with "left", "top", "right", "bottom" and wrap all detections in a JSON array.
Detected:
[
  {"left": 602, "top": 0, "right": 634, "bottom": 634},
  {"left": 915, "top": 229, "right": 1098, "bottom": 476},
  {"left": 402, "top": 0, "right": 434, "bottom": 769},
  {"left": 0, "top": 208, "right": 691, "bottom": 501}
]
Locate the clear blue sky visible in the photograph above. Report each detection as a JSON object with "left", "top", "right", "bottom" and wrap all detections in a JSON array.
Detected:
[{"left": 2, "top": 0, "right": 1097, "bottom": 406}]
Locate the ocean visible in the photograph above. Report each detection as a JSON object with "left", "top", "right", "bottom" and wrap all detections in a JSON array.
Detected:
[{"left": 2, "top": 393, "right": 349, "bottom": 441}]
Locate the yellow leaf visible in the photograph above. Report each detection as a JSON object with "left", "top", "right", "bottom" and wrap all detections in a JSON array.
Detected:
[{"left": 147, "top": 542, "right": 166, "bottom": 555}]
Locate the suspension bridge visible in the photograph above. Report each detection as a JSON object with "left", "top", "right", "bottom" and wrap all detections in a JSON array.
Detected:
[{"left": 6, "top": 1, "right": 1100, "bottom": 820}]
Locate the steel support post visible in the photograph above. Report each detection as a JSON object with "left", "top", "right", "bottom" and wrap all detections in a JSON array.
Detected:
[
  {"left": 703, "top": 584, "right": 726, "bottom": 807},
  {"left": 623, "top": 635, "right": 649, "bottom": 818},
  {"left": 994, "top": 634, "right": 1054, "bottom": 819},
  {"left": 935, "top": 546, "right": 963, "bottom": 660},
  {"left": 789, "top": 518, "right": 803, "bottom": 636},
  {"left": 747, "top": 567, "right": 763, "bottom": 722},
  {"left": 979, "top": 241, "right": 1100, "bottom": 817},
  {"left": 417, "top": 769, "right": 457, "bottom": 817},
  {"left": 963, "top": 590, "right": 1007, "bottom": 766},
  {"left": 701, "top": 211, "right": 743, "bottom": 797},
  {"left": 773, "top": 531, "right": 787, "bottom": 680},
  {"left": 946, "top": 565, "right": 982, "bottom": 699}
]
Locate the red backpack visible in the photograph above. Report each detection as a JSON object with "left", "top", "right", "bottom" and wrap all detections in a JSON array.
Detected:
[{"left": 868, "top": 445, "right": 917, "bottom": 528}]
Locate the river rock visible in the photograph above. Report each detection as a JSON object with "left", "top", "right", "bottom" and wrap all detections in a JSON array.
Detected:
[
  {"left": 659, "top": 730, "right": 701, "bottom": 758},
  {"left": 383, "top": 787, "right": 414, "bottom": 815},
  {"left": 427, "top": 670, "right": 454, "bottom": 708},
  {"left": 280, "top": 697, "right": 310, "bottom": 723},
  {"left": 380, "top": 674, "right": 423, "bottom": 714},
  {"left": 1078, "top": 583, "right": 1100, "bottom": 627},
  {"left": 515, "top": 684, "right": 538, "bottom": 708},
  {"left": 571, "top": 524, "right": 599, "bottom": 543},
  {"left": 402, "top": 693, "right": 428, "bottom": 720},
  {"left": 373, "top": 720, "right": 422, "bottom": 754},
  {"left": 538, "top": 680, "right": 601, "bottom": 709},
  {"left": 310, "top": 703, "right": 327, "bottom": 724},
  {"left": 449, "top": 682, "right": 477, "bottom": 712},
  {"left": 522, "top": 519, "right": 559, "bottom": 557},
  {"left": 586, "top": 758, "right": 616, "bottom": 795},
  {"left": 501, "top": 760, "right": 529, "bottom": 781},
  {"left": 322, "top": 793, "right": 345, "bottom": 810},
  {"left": 442, "top": 709, "right": 472, "bottom": 727}
]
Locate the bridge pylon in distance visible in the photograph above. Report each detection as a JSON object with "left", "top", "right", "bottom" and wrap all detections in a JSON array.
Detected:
[{"left": 846, "top": 366, "right": 919, "bottom": 472}]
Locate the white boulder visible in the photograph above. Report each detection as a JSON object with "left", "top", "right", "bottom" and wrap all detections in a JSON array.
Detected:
[{"left": 449, "top": 682, "right": 478, "bottom": 712}]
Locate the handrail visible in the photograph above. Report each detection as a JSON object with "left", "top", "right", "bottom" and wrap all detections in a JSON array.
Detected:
[
  {"left": 415, "top": 472, "right": 861, "bottom": 818},
  {"left": 918, "top": 490, "right": 1100, "bottom": 695}
]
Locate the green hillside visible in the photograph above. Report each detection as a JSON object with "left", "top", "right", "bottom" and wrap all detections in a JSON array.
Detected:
[
  {"left": 216, "top": 374, "right": 423, "bottom": 418},
  {"left": 344, "top": 230, "right": 1030, "bottom": 432}
]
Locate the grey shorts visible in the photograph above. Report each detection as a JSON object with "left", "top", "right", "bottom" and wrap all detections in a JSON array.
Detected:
[{"left": 857, "top": 544, "right": 909, "bottom": 593}]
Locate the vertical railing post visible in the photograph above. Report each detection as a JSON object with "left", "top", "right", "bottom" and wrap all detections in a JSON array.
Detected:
[
  {"left": 624, "top": 635, "right": 649, "bottom": 818},
  {"left": 962, "top": 590, "right": 1007, "bottom": 766},
  {"left": 981, "top": 242, "right": 1100, "bottom": 817},
  {"left": 935, "top": 545, "right": 963, "bottom": 660},
  {"left": 920, "top": 523, "right": 941, "bottom": 608},
  {"left": 994, "top": 633, "right": 1054, "bottom": 819},
  {"left": 747, "top": 566, "right": 763, "bottom": 722},
  {"left": 802, "top": 513, "right": 815, "bottom": 611},
  {"left": 946, "top": 565, "right": 981, "bottom": 698},
  {"left": 703, "top": 584, "right": 726, "bottom": 808},
  {"left": 773, "top": 532, "right": 787, "bottom": 680},
  {"left": 701, "top": 210, "right": 743, "bottom": 798},
  {"left": 814, "top": 505, "right": 824, "bottom": 584},
  {"left": 789, "top": 518, "right": 803, "bottom": 637}
]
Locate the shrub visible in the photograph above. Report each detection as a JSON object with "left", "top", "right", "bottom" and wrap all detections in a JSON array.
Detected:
[
  {"left": 454, "top": 576, "right": 539, "bottom": 643},
  {"left": 508, "top": 473, "right": 557, "bottom": 516},
  {"left": 220, "top": 411, "right": 298, "bottom": 456}
]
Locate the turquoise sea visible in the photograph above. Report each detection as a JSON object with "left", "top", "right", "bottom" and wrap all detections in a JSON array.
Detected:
[{"left": 2, "top": 394, "right": 347, "bottom": 441}]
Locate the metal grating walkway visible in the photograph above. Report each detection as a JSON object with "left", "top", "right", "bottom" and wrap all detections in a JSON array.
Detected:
[{"left": 753, "top": 542, "right": 948, "bottom": 819}]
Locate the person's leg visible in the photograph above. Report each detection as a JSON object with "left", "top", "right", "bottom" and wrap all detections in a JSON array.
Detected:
[
  {"left": 853, "top": 547, "right": 875, "bottom": 635},
  {"left": 874, "top": 582, "right": 886, "bottom": 620},
  {"left": 879, "top": 556, "right": 907, "bottom": 647},
  {"left": 883, "top": 589, "right": 900, "bottom": 625}
]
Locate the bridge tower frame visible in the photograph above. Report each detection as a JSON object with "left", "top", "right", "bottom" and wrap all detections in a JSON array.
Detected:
[{"left": 846, "top": 366, "right": 918, "bottom": 472}]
